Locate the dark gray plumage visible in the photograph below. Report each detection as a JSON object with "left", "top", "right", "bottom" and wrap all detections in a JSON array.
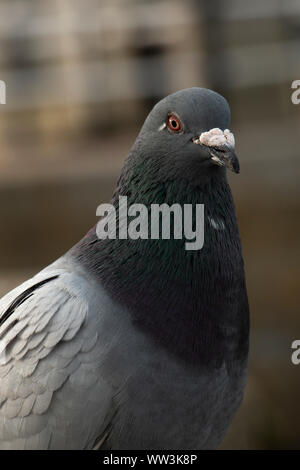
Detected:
[{"left": 0, "top": 88, "right": 249, "bottom": 449}]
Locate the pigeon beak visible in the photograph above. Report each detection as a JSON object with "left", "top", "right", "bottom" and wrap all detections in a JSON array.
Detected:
[
  {"left": 192, "top": 130, "right": 240, "bottom": 174},
  {"left": 208, "top": 144, "right": 240, "bottom": 174}
]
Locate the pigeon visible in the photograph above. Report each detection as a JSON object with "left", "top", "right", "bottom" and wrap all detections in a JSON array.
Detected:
[{"left": 0, "top": 87, "right": 249, "bottom": 450}]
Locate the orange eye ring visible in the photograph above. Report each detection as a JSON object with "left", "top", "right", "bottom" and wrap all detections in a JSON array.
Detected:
[{"left": 167, "top": 114, "right": 182, "bottom": 133}]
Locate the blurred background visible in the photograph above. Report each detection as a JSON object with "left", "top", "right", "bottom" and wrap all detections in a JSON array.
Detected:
[{"left": 0, "top": 0, "right": 299, "bottom": 449}]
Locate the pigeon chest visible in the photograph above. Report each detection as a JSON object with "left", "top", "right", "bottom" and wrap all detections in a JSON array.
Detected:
[{"left": 92, "top": 289, "right": 247, "bottom": 450}]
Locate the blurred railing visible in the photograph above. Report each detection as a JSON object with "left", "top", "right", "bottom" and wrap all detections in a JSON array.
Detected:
[{"left": 0, "top": 0, "right": 298, "bottom": 141}]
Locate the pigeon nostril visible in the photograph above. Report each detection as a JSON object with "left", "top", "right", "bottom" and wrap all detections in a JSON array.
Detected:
[{"left": 212, "top": 146, "right": 226, "bottom": 153}]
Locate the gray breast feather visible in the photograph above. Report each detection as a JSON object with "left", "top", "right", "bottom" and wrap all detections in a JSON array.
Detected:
[{"left": 0, "top": 267, "right": 113, "bottom": 449}]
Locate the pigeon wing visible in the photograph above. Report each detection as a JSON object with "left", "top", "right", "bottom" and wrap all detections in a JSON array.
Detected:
[{"left": 0, "top": 268, "right": 113, "bottom": 449}]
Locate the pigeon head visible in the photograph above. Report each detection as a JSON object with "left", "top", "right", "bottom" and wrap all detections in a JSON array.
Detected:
[{"left": 128, "top": 87, "right": 239, "bottom": 186}]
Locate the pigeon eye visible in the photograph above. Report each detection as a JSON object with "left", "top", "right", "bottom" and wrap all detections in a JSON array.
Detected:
[{"left": 167, "top": 114, "right": 182, "bottom": 133}]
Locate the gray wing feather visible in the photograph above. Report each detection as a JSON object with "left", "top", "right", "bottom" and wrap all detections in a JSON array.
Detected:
[{"left": 0, "top": 265, "right": 114, "bottom": 449}]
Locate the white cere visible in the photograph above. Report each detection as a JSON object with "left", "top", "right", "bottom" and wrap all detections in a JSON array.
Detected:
[{"left": 199, "top": 128, "right": 235, "bottom": 148}]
